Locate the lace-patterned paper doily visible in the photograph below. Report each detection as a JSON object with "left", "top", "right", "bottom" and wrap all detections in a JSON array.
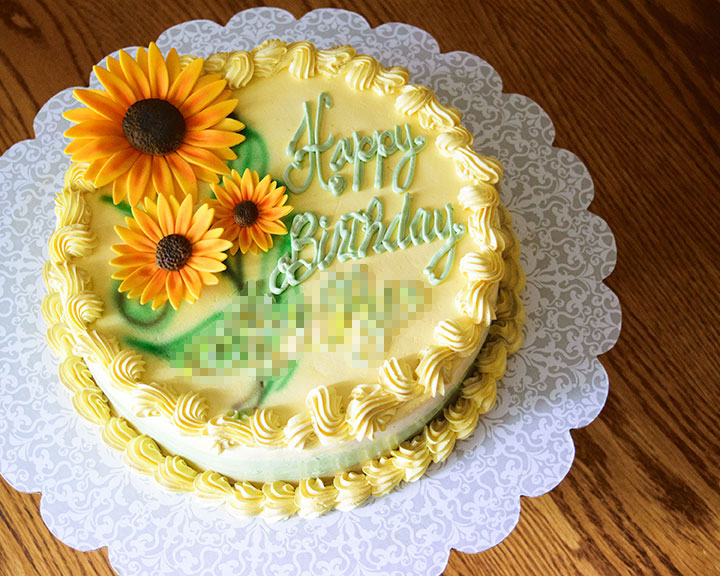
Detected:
[{"left": 0, "top": 8, "right": 620, "bottom": 576}]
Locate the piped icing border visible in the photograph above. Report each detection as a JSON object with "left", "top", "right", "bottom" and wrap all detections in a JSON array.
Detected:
[
  {"left": 44, "top": 172, "right": 524, "bottom": 519},
  {"left": 45, "top": 39, "right": 506, "bottom": 453}
]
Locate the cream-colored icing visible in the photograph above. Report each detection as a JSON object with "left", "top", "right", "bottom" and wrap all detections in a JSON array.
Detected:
[
  {"left": 43, "top": 195, "right": 524, "bottom": 514},
  {"left": 43, "top": 39, "right": 526, "bottom": 518}
]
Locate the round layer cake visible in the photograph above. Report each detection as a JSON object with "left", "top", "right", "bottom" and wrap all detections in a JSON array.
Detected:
[{"left": 43, "top": 40, "right": 524, "bottom": 519}]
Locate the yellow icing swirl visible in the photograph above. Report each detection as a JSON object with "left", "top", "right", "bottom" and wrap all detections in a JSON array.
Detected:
[
  {"left": 133, "top": 383, "right": 177, "bottom": 418},
  {"left": 434, "top": 317, "right": 483, "bottom": 356},
  {"left": 49, "top": 224, "right": 97, "bottom": 262},
  {"left": 362, "top": 456, "right": 404, "bottom": 496},
  {"left": 251, "top": 39, "right": 287, "bottom": 77},
  {"left": 261, "top": 481, "right": 298, "bottom": 522},
  {"left": 155, "top": 455, "right": 198, "bottom": 492},
  {"left": 346, "top": 384, "right": 398, "bottom": 440},
  {"left": 172, "top": 392, "right": 209, "bottom": 435},
  {"left": 378, "top": 357, "right": 418, "bottom": 400},
  {"left": 295, "top": 478, "right": 338, "bottom": 518},
  {"left": 124, "top": 435, "right": 164, "bottom": 474},
  {"left": 416, "top": 345, "right": 455, "bottom": 397},
  {"left": 64, "top": 291, "right": 103, "bottom": 331},
  {"left": 307, "top": 386, "right": 351, "bottom": 444},
  {"left": 41, "top": 293, "right": 63, "bottom": 326},
  {"left": 46, "top": 323, "right": 74, "bottom": 358},
  {"left": 205, "top": 51, "right": 254, "bottom": 89},
  {"left": 283, "top": 412, "right": 317, "bottom": 450},
  {"left": 316, "top": 45, "right": 356, "bottom": 76},
  {"left": 102, "top": 417, "right": 138, "bottom": 450},
  {"left": 72, "top": 387, "right": 110, "bottom": 425},
  {"left": 59, "top": 354, "right": 94, "bottom": 392},
  {"left": 333, "top": 471, "right": 372, "bottom": 511},
  {"left": 424, "top": 418, "right": 456, "bottom": 463},
  {"left": 392, "top": 437, "right": 432, "bottom": 482},
  {"left": 444, "top": 396, "right": 480, "bottom": 440},
  {"left": 250, "top": 408, "right": 284, "bottom": 447},
  {"left": 193, "top": 470, "right": 234, "bottom": 501},
  {"left": 55, "top": 188, "right": 91, "bottom": 226},
  {"left": 109, "top": 349, "right": 145, "bottom": 392},
  {"left": 229, "top": 482, "right": 264, "bottom": 516}
]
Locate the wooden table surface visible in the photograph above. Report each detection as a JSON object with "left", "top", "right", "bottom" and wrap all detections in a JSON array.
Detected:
[{"left": 1, "top": 1, "right": 719, "bottom": 574}]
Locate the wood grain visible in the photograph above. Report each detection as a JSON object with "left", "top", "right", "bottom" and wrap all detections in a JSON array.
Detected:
[{"left": 1, "top": 0, "right": 719, "bottom": 574}]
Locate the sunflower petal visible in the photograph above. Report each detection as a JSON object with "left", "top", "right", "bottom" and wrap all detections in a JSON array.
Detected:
[
  {"left": 94, "top": 148, "right": 141, "bottom": 187},
  {"left": 141, "top": 269, "right": 167, "bottom": 305},
  {"left": 165, "top": 152, "right": 198, "bottom": 201},
  {"left": 63, "top": 108, "right": 105, "bottom": 126},
  {"left": 110, "top": 252, "right": 156, "bottom": 267},
  {"left": 174, "top": 194, "right": 194, "bottom": 235},
  {"left": 65, "top": 119, "right": 124, "bottom": 139},
  {"left": 135, "top": 46, "right": 149, "bottom": 77},
  {"left": 192, "top": 238, "right": 232, "bottom": 256},
  {"left": 250, "top": 225, "right": 270, "bottom": 252},
  {"left": 73, "top": 88, "right": 125, "bottom": 120},
  {"left": 177, "top": 145, "right": 229, "bottom": 176},
  {"left": 184, "top": 129, "right": 245, "bottom": 149},
  {"left": 212, "top": 146, "right": 238, "bottom": 162},
  {"left": 237, "top": 227, "right": 253, "bottom": 254},
  {"left": 179, "top": 266, "right": 202, "bottom": 300},
  {"left": 156, "top": 194, "right": 175, "bottom": 236},
  {"left": 165, "top": 48, "right": 181, "bottom": 84},
  {"left": 151, "top": 155, "right": 175, "bottom": 198},
  {"left": 261, "top": 206, "right": 294, "bottom": 221},
  {"left": 211, "top": 182, "right": 235, "bottom": 207},
  {"left": 133, "top": 208, "right": 163, "bottom": 242},
  {"left": 166, "top": 271, "right": 185, "bottom": 309},
  {"left": 151, "top": 290, "right": 169, "bottom": 310},
  {"left": 257, "top": 218, "right": 288, "bottom": 235},
  {"left": 119, "top": 49, "right": 151, "bottom": 99},
  {"left": 185, "top": 203, "right": 213, "bottom": 243},
  {"left": 115, "top": 225, "right": 157, "bottom": 251},
  {"left": 93, "top": 66, "right": 136, "bottom": 109},
  {"left": 117, "top": 263, "right": 156, "bottom": 293},
  {"left": 179, "top": 80, "right": 228, "bottom": 118},
  {"left": 167, "top": 57, "right": 204, "bottom": 106},
  {"left": 70, "top": 135, "right": 131, "bottom": 163},
  {"left": 211, "top": 117, "right": 245, "bottom": 132},
  {"left": 148, "top": 42, "right": 170, "bottom": 99},
  {"left": 184, "top": 99, "right": 238, "bottom": 131},
  {"left": 83, "top": 160, "right": 105, "bottom": 183},
  {"left": 126, "top": 154, "right": 153, "bottom": 206},
  {"left": 187, "top": 255, "right": 226, "bottom": 273},
  {"left": 112, "top": 169, "right": 131, "bottom": 204}
]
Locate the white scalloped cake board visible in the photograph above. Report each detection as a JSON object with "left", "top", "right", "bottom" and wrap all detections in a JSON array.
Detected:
[{"left": 0, "top": 8, "right": 620, "bottom": 576}]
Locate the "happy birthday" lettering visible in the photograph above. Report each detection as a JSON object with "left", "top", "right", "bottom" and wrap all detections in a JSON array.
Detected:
[{"left": 283, "top": 92, "right": 427, "bottom": 196}]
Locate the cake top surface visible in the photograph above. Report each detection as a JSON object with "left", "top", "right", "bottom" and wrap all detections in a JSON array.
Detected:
[{"left": 49, "top": 40, "right": 505, "bottom": 452}]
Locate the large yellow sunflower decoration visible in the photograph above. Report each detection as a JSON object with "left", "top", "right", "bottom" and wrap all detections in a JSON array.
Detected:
[
  {"left": 110, "top": 194, "right": 232, "bottom": 310},
  {"left": 64, "top": 43, "right": 245, "bottom": 206},
  {"left": 207, "top": 168, "right": 293, "bottom": 255}
]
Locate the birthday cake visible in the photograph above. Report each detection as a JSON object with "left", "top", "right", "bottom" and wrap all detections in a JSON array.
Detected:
[{"left": 42, "top": 40, "right": 524, "bottom": 520}]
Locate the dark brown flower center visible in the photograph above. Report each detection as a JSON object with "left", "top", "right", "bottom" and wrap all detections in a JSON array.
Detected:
[
  {"left": 155, "top": 234, "right": 192, "bottom": 271},
  {"left": 233, "top": 200, "right": 259, "bottom": 228},
  {"left": 122, "top": 98, "right": 186, "bottom": 155}
]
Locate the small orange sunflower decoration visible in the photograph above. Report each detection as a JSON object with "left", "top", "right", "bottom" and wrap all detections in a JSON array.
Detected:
[
  {"left": 207, "top": 168, "right": 293, "bottom": 255},
  {"left": 110, "top": 194, "right": 232, "bottom": 309},
  {"left": 64, "top": 43, "right": 245, "bottom": 206}
]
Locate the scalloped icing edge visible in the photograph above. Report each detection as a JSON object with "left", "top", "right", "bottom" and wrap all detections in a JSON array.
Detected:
[
  {"left": 44, "top": 39, "right": 509, "bottom": 455},
  {"left": 44, "top": 191, "right": 523, "bottom": 519}
]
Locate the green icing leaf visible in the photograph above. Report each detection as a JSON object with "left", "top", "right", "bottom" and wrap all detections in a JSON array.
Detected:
[
  {"left": 228, "top": 125, "right": 269, "bottom": 177},
  {"left": 100, "top": 194, "right": 133, "bottom": 216}
]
